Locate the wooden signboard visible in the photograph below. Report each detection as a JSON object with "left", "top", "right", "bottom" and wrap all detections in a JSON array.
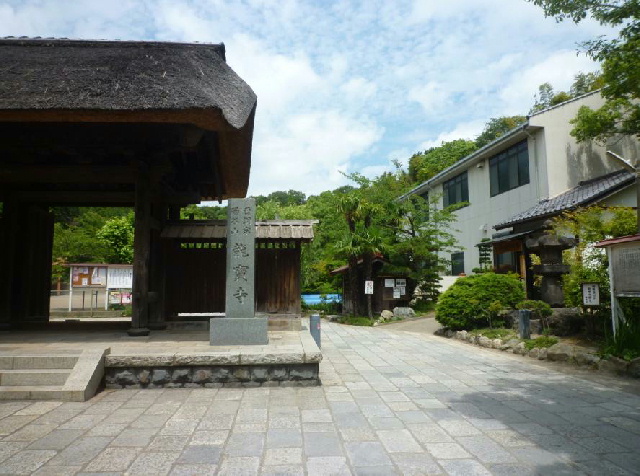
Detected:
[{"left": 71, "top": 265, "right": 107, "bottom": 287}]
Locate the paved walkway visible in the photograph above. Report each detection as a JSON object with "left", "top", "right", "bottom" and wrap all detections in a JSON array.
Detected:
[{"left": 1, "top": 322, "right": 640, "bottom": 475}]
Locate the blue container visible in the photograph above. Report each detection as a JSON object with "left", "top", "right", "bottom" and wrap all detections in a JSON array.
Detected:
[{"left": 302, "top": 293, "right": 342, "bottom": 305}]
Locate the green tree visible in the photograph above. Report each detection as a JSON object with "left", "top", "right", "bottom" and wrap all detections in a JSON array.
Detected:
[
  {"left": 97, "top": 215, "right": 134, "bottom": 264},
  {"left": 475, "top": 116, "right": 527, "bottom": 148},
  {"left": 408, "top": 139, "right": 478, "bottom": 183},
  {"left": 530, "top": 83, "right": 573, "bottom": 114},
  {"left": 529, "top": 1, "right": 640, "bottom": 141},
  {"left": 550, "top": 205, "right": 636, "bottom": 308},
  {"left": 255, "top": 200, "right": 312, "bottom": 220},
  {"left": 570, "top": 71, "right": 605, "bottom": 96},
  {"left": 389, "top": 193, "right": 461, "bottom": 302},
  {"left": 180, "top": 204, "right": 227, "bottom": 220}
]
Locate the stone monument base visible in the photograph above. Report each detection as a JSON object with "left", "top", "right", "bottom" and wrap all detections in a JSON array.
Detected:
[{"left": 210, "top": 317, "right": 269, "bottom": 345}]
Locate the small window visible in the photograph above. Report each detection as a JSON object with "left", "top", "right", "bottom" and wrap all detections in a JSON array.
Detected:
[
  {"left": 443, "top": 171, "right": 469, "bottom": 207},
  {"left": 451, "top": 251, "right": 465, "bottom": 276},
  {"left": 495, "top": 251, "right": 518, "bottom": 274},
  {"left": 489, "top": 140, "right": 529, "bottom": 196}
]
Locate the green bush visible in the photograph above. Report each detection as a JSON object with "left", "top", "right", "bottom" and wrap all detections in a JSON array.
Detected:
[
  {"left": 524, "top": 336, "right": 558, "bottom": 351},
  {"left": 601, "top": 315, "right": 640, "bottom": 361},
  {"left": 436, "top": 273, "right": 525, "bottom": 330},
  {"left": 121, "top": 304, "right": 132, "bottom": 317},
  {"left": 412, "top": 299, "right": 436, "bottom": 314},
  {"left": 517, "top": 299, "right": 553, "bottom": 330}
]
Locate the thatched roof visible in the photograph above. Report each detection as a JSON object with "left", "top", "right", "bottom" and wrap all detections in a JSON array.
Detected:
[
  {"left": 0, "top": 37, "right": 256, "bottom": 129},
  {"left": 0, "top": 38, "right": 257, "bottom": 199}
]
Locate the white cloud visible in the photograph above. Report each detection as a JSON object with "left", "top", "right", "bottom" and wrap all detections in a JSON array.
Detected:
[
  {"left": 250, "top": 110, "right": 382, "bottom": 196},
  {"left": 499, "top": 50, "right": 600, "bottom": 114},
  {"left": 418, "top": 119, "right": 486, "bottom": 151},
  {"left": 409, "top": 81, "right": 452, "bottom": 116},
  {"left": 0, "top": 0, "right": 619, "bottom": 197}
]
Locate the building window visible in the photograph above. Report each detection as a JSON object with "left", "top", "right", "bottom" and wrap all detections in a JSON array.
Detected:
[
  {"left": 451, "top": 251, "right": 465, "bottom": 276},
  {"left": 443, "top": 171, "right": 469, "bottom": 207},
  {"left": 495, "top": 251, "right": 518, "bottom": 274},
  {"left": 489, "top": 140, "right": 529, "bottom": 196}
]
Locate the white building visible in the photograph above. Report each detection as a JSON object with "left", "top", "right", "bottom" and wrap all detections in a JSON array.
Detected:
[{"left": 402, "top": 92, "right": 638, "bottom": 293}]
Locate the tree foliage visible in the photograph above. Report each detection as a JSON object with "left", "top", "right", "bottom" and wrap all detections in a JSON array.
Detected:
[
  {"left": 435, "top": 273, "right": 525, "bottom": 330},
  {"left": 550, "top": 205, "right": 636, "bottom": 308},
  {"left": 97, "top": 215, "right": 135, "bottom": 264},
  {"left": 475, "top": 116, "right": 527, "bottom": 148},
  {"left": 408, "top": 139, "right": 478, "bottom": 183},
  {"left": 529, "top": 0, "right": 640, "bottom": 141}
]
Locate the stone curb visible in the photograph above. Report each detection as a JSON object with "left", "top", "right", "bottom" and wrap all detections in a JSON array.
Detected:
[{"left": 435, "top": 328, "right": 640, "bottom": 379}]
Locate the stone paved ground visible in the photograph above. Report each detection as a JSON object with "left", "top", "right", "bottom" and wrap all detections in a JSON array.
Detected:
[{"left": 1, "top": 321, "right": 640, "bottom": 475}]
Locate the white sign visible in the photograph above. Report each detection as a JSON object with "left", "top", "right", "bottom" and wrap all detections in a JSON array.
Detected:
[
  {"left": 364, "top": 280, "right": 374, "bottom": 295},
  {"left": 393, "top": 287, "right": 401, "bottom": 299},
  {"left": 395, "top": 278, "right": 406, "bottom": 287},
  {"left": 582, "top": 283, "right": 600, "bottom": 306},
  {"left": 611, "top": 242, "right": 640, "bottom": 295},
  {"left": 107, "top": 267, "right": 133, "bottom": 289},
  {"left": 384, "top": 279, "right": 395, "bottom": 288}
]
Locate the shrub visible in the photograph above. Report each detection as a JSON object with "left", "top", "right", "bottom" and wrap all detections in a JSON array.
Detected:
[
  {"left": 436, "top": 273, "right": 525, "bottom": 330},
  {"left": 412, "top": 299, "right": 436, "bottom": 314},
  {"left": 517, "top": 299, "right": 553, "bottom": 330},
  {"left": 601, "top": 315, "right": 640, "bottom": 361},
  {"left": 524, "top": 335, "right": 558, "bottom": 351}
]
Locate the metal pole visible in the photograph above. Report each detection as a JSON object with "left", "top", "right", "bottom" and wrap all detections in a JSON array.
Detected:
[
  {"left": 310, "top": 313, "right": 321, "bottom": 348},
  {"left": 68, "top": 267, "right": 73, "bottom": 311}
]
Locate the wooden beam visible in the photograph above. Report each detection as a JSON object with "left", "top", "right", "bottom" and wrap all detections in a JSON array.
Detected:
[
  {"left": 0, "top": 165, "right": 135, "bottom": 184},
  {"left": 129, "top": 162, "right": 151, "bottom": 336},
  {"left": 9, "top": 191, "right": 136, "bottom": 205}
]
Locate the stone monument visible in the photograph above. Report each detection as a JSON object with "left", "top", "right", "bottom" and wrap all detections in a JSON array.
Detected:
[
  {"left": 526, "top": 228, "right": 577, "bottom": 307},
  {"left": 210, "top": 198, "right": 269, "bottom": 345}
]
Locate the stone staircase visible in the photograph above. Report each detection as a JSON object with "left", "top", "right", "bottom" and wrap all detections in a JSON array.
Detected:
[{"left": 0, "top": 348, "right": 109, "bottom": 401}]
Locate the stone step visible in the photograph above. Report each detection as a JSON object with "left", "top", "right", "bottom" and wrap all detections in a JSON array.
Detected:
[
  {"left": 0, "top": 385, "right": 81, "bottom": 401},
  {"left": 0, "top": 369, "right": 70, "bottom": 386},
  {"left": 0, "top": 348, "right": 108, "bottom": 401},
  {"left": 0, "top": 355, "right": 78, "bottom": 370}
]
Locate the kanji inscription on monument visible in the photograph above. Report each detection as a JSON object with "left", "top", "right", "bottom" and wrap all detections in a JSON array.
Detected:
[
  {"left": 210, "top": 198, "right": 269, "bottom": 345},
  {"left": 225, "top": 199, "right": 256, "bottom": 318}
]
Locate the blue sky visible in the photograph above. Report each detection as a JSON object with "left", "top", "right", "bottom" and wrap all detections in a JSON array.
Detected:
[{"left": 1, "top": 0, "right": 613, "bottom": 197}]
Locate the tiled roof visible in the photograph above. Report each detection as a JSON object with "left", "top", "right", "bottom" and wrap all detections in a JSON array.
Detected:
[
  {"left": 161, "top": 220, "right": 317, "bottom": 241},
  {"left": 495, "top": 169, "right": 635, "bottom": 230}
]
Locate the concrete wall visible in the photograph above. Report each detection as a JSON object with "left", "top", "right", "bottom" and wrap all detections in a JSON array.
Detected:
[
  {"left": 529, "top": 93, "right": 633, "bottom": 197},
  {"left": 435, "top": 136, "right": 541, "bottom": 275},
  {"left": 431, "top": 92, "right": 638, "bottom": 276}
]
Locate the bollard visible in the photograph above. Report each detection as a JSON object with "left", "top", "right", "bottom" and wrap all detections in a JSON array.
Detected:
[
  {"left": 310, "top": 313, "right": 321, "bottom": 348},
  {"left": 518, "top": 309, "right": 531, "bottom": 339}
]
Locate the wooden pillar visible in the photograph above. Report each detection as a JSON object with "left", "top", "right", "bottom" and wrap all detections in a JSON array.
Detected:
[
  {"left": 148, "top": 204, "right": 167, "bottom": 330},
  {"left": 129, "top": 163, "right": 151, "bottom": 336},
  {"left": 0, "top": 198, "right": 19, "bottom": 329},
  {"left": 168, "top": 206, "right": 180, "bottom": 221}
]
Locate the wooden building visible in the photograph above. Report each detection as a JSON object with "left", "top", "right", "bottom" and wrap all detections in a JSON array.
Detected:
[
  {"left": 331, "top": 257, "right": 413, "bottom": 315},
  {"left": 161, "top": 220, "right": 316, "bottom": 320},
  {"left": 0, "top": 38, "right": 257, "bottom": 335}
]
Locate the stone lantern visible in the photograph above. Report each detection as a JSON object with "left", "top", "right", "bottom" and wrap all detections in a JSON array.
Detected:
[{"left": 525, "top": 228, "right": 577, "bottom": 307}]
